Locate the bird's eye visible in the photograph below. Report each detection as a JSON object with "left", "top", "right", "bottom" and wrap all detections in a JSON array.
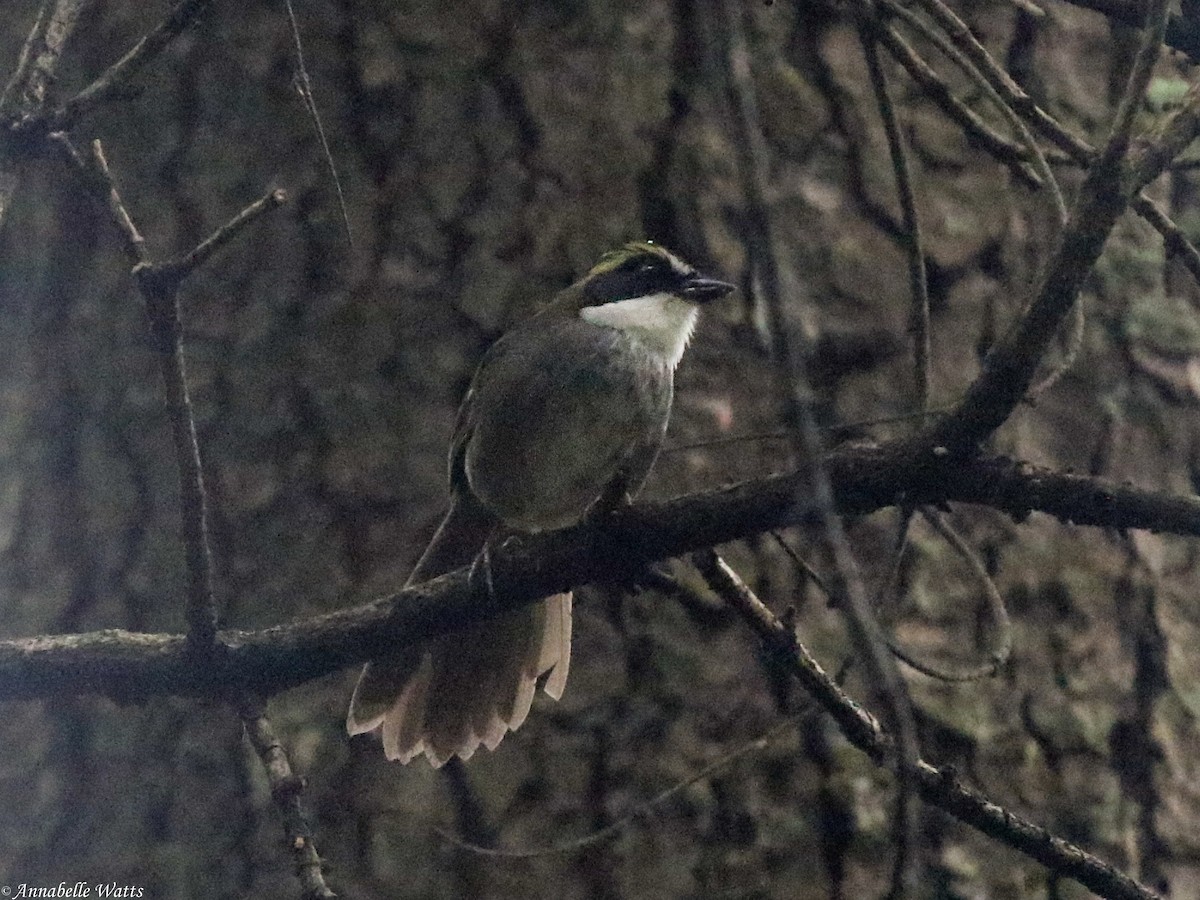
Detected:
[{"left": 638, "top": 262, "right": 658, "bottom": 275}]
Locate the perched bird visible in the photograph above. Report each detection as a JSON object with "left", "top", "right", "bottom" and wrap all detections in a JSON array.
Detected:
[{"left": 347, "top": 242, "right": 734, "bottom": 766}]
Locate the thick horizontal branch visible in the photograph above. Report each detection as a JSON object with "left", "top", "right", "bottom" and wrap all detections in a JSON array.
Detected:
[{"left": 1, "top": 444, "right": 1198, "bottom": 702}]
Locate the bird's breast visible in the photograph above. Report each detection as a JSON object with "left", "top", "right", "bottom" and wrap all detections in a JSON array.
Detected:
[{"left": 461, "top": 320, "right": 674, "bottom": 532}]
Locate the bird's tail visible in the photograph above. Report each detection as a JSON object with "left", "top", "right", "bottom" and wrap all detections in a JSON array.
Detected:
[{"left": 346, "top": 498, "right": 572, "bottom": 766}]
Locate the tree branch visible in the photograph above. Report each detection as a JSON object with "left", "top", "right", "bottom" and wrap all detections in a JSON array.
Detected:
[
  {"left": 47, "top": 0, "right": 215, "bottom": 131},
  {"left": 859, "top": 24, "right": 931, "bottom": 413},
  {"left": 697, "top": 549, "right": 1161, "bottom": 900},
  {"left": 2, "top": 446, "right": 1197, "bottom": 702},
  {"left": 0, "top": 0, "right": 92, "bottom": 228},
  {"left": 55, "top": 137, "right": 287, "bottom": 649},
  {"left": 718, "top": 0, "right": 923, "bottom": 891},
  {"left": 240, "top": 698, "right": 337, "bottom": 899},
  {"left": 925, "top": 0, "right": 1178, "bottom": 453}
]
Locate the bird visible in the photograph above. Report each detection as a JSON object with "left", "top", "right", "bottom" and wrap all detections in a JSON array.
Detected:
[{"left": 347, "top": 241, "right": 734, "bottom": 766}]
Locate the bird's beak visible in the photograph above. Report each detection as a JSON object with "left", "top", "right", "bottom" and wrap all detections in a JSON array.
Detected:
[{"left": 679, "top": 274, "right": 736, "bottom": 303}]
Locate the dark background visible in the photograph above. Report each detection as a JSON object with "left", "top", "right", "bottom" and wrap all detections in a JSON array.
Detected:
[{"left": 3, "top": 0, "right": 1200, "bottom": 897}]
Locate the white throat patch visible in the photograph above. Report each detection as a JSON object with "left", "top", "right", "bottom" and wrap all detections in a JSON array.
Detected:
[{"left": 580, "top": 292, "right": 699, "bottom": 370}]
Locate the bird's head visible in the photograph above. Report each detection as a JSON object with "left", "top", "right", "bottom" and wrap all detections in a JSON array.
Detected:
[{"left": 570, "top": 242, "right": 734, "bottom": 368}]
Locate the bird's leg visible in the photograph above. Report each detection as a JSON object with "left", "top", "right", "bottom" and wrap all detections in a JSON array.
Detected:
[
  {"left": 583, "top": 469, "right": 635, "bottom": 525},
  {"left": 468, "top": 534, "right": 499, "bottom": 604}
]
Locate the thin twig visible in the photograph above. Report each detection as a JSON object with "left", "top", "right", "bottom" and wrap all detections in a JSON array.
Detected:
[
  {"left": 875, "top": 0, "right": 1068, "bottom": 227},
  {"left": 924, "top": 0, "right": 1179, "bottom": 453},
  {"left": 920, "top": 509, "right": 1011, "bottom": 675},
  {"left": 1132, "top": 192, "right": 1200, "bottom": 285},
  {"left": 859, "top": 25, "right": 931, "bottom": 414},
  {"left": 1003, "top": 0, "right": 1047, "bottom": 17},
  {"left": 770, "top": 530, "right": 834, "bottom": 599},
  {"left": 281, "top": 0, "right": 352, "bottom": 249},
  {"left": 871, "top": 21, "right": 1050, "bottom": 186},
  {"left": 66, "top": 135, "right": 224, "bottom": 651},
  {"left": 240, "top": 698, "right": 337, "bottom": 899},
  {"left": 882, "top": 510, "right": 1012, "bottom": 683},
  {"left": 778, "top": 509, "right": 1009, "bottom": 684},
  {"left": 893, "top": 0, "right": 1200, "bottom": 289},
  {"left": 870, "top": 0, "right": 1200, "bottom": 282},
  {"left": 0, "top": 0, "right": 92, "bottom": 230},
  {"left": 905, "top": 0, "right": 1084, "bottom": 159},
  {"left": 1090, "top": 0, "right": 1172, "bottom": 181},
  {"left": 439, "top": 720, "right": 795, "bottom": 858},
  {"left": 49, "top": 133, "right": 146, "bottom": 263},
  {"left": 700, "top": 549, "right": 1161, "bottom": 900},
  {"left": 56, "top": 137, "right": 287, "bottom": 649},
  {"left": 48, "top": 0, "right": 215, "bottom": 130},
  {"left": 150, "top": 188, "right": 288, "bottom": 285},
  {"left": 871, "top": 509, "right": 913, "bottom": 615},
  {"left": 714, "top": 1, "right": 924, "bottom": 893},
  {"left": 141, "top": 267, "right": 219, "bottom": 649},
  {"left": 5, "top": 0, "right": 92, "bottom": 115},
  {"left": 1025, "top": 295, "right": 1086, "bottom": 402},
  {"left": 0, "top": 3, "right": 50, "bottom": 111},
  {"left": 1012, "top": 0, "right": 1161, "bottom": 400},
  {"left": 57, "top": 127, "right": 309, "bottom": 895}
]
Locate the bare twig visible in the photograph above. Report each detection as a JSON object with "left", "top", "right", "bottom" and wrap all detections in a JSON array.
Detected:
[
  {"left": 1003, "top": 0, "right": 1047, "bottom": 17},
  {"left": 1025, "top": 295, "right": 1086, "bottom": 402},
  {"left": 48, "top": 0, "right": 215, "bottom": 130},
  {"left": 871, "top": 21, "right": 1050, "bottom": 186},
  {"left": 770, "top": 530, "right": 834, "bottom": 599},
  {"left": 924, "top": 0, "right": 1175, "bottom": 453},
  {"left": 143, "top": 270, "right": 219, "bottom": 649},
  {"left": 778, "top": 507, "right": 1009, "bottom": 684},
  {"left": 1091, "top": 0, "right": 1172, "bottom": 182},
  {"left": 868, "top": 0, "right": 1200, "bottom": 281},
  {"left": 53, "top": 119, "right": 310, "bottom": 897},
  {"left": 281, "top": 0, "right": 352, "bottom": 248},
  {"left": 148, "top": 188, "right": 288, "bottom": 286},
  {"left": 240, "top": 698, "right": 337, "bottom": 899},
  {"left": 859, "top": 25, "right": 931, "bottom": 413},
  {"left": 0, "top": 0, "right": 92, "bottom": 229},
  {"left": 56, "top": 137, "right": 287, "bottom": 649},
  {"left": 1132, "top": 192, "right": 1200, "bottom": 284},
  {"left": 700, "top": 549, "right": 1162, "bottom": 900},
  {"left": 439, "top": 720, "right": 795, "bottom": 858},
  {"left": 872, "top": 509, "right": 913, "bottom": 614},
  {"left": 1127, "top": 81, "right": 1200, "bottom": 188},
  {"left": 885, "top": 0, "right": 1200, "bottom": 283},
  {"left": 71, "top": 143, "right": 225, "bottom": 650},
  {"left": 3, "top": 0, "right": 92, "bottom": 116},
  {"left": 884, "top": 510, "right": 1011, "bottom": 682},
  {"left": 875, "top": 0, "right": 1068, "bottom": 226},
  {"left": 716, "top": 1, "right": 923, "bottom": 892},
  {"left": 50, "top": 134, "right": 146, "bottom": 262},
  {"left": 133, "top": 187, "right": 284, "bottom": 643},
  {"left": 0, "top": 4, "right": 50, "bottom": 111},
  {"left": 904, "top": 0, "right": 1084, "bottom": 159}
]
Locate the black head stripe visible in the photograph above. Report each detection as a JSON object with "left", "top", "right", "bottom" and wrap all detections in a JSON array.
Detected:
[{"left": 582, "top": 253, "right": 689, "bottom": 305}]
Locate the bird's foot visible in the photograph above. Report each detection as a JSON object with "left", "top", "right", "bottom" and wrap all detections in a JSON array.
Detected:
[
  {"left": 468, "top": 539, "right": 498, "bottom": 604},
  {"left": 582, "top": 483, "right": 634, "bottom": 526}
]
